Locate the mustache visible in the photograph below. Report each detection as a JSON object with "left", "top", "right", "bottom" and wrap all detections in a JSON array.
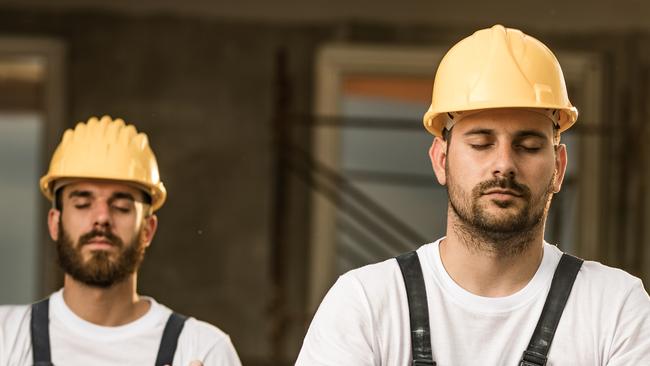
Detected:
[
  {"left": 474, "top": 177, "right": 531, "bottom": 198},
  {"left": 78, "top": 229, "right": 123, "bottom": 248}
]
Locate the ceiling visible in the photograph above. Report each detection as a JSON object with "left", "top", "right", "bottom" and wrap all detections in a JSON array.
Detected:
[{"left": 0, "top": 0, "right": 648, "bottom": 32}]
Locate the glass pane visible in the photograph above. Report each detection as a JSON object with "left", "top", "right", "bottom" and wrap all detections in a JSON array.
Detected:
[
  {"left": 0, "top": 113, "right": 43, "bottom": 304},
  {"left": 336, "top": 74, "right": 434, "bottom": 273}
]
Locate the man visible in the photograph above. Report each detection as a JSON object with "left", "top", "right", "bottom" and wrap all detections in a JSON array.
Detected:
[
  {"left": 296, "top": 25, "right": 650, "bottom": 365},
  {"left": 0, "top": 116, "right": 241, "bottom": 365}
]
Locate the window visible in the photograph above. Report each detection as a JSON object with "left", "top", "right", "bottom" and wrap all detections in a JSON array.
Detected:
[
  {"left": 308, "top": 44, "right": 603, "bottom": 311},
  {"left": 0, "top": 39, "right": 64, "bottom": 304}
]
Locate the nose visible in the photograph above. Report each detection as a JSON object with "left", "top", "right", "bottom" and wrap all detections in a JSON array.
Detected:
[
  {"left": 492, "top": 144, "right": 517, "bottom": 179},
  {"left": 92, "top": 202, "right": 112, "bottom": 229}
]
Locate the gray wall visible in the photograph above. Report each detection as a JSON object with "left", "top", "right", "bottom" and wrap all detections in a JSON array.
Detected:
[{"left": 0, "top": 9, "right": 325, "bottom": 365}]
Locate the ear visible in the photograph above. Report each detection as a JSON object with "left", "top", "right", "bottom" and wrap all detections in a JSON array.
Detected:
[
  {"left": 429, "top": 137, "right": 448, "bottom": 186},
  {"left": 48, "top": 208, "right": 61, "bottom": 241},
  {"left": 141, "top": 214, "right": 158, "bottom": 248},
  {"left": 552, "top": 144, "right": 568, "bottom": 193}
]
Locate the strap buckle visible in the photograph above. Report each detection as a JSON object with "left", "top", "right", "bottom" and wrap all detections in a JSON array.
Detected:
[
  {"left": 519, "top": 350, "right": 547, "bottom": 366},
  {"left": 413, "top": 361, "right": 436, "bottom": 366}
]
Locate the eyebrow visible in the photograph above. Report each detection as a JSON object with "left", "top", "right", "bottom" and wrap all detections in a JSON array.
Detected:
[
  {"left": 463, "top": 128, "right": 494, "bottom": 137},
  {"left": 110, "top": 192, "right": 136, "bottom": 202},
  {"left": 67, "top": 190, "right": 136, "bottom": 202},
  {"left": 68, "top": 190, "right": 92, "bottom": 199},
  {"left": 462, "top": 128, "right": 548, "bottom": 139},
  {"left": 513, "top": 130, "right": 548, "bottom": 140}
]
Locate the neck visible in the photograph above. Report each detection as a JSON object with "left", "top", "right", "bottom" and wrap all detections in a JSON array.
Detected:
[
  {"left": 61, "top": 273, "right": 150, "bottom": 326},
  {"left": 441, "top": 210, "right": 546, "bottom": 297}
]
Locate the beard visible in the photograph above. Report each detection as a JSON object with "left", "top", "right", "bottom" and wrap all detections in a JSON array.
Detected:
[
  {"left": 56, "top": 220, "right": 146, "bottom": 288},
  {"left": 447, "top": 171, "right": 555, "bottom": 257}
]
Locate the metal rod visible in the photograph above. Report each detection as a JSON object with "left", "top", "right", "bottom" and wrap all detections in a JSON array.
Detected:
[
  {"left": 286, "top": 143, "right": 426, "bottom": 248},
  {"left": 269, "top": 47, "right": 290, "bottom": 364},
  {"left": 288, "top": 155, "right": 417, "bottom": 254}
]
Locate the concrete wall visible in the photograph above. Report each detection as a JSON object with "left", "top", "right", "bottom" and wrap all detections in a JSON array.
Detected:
[{"left": 0, "top": 9, "right": 326, "bottom": 364}]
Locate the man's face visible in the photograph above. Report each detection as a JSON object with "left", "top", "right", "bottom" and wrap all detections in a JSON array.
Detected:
[
  {"left": 48, "top": 180, "right": 156, "bottom": 288},
  {"left": 432, "top": 109, "right": 566, "bottom": 240}
]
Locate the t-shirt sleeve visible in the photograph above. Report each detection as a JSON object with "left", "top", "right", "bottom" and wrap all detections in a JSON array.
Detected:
[
  {"left": 0, "top": 305, "right": 32, "bottom": 366},
  {"left": 606, "top": 279, "right": 650, "bottom": 365},
  {"left": 201, "top": 336, "right": 242, "bottom": 366},
  {"left": 177, "top": 318, "right": 242, "bottom": 366},
  {"left": 295, "top": 273, "right": 377, "bottom": 366}
]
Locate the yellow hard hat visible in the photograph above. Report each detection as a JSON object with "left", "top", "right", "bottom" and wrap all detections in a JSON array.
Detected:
[
  {"left": 40, "top": 116, "right": 167, "bottom": 211},
  {"left": 423, "top": 24, "right": 578, "bottom": 137}
]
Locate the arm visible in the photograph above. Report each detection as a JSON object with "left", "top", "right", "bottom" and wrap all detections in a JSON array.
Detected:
[
  {"left": 295, "top": 274, "right": 378, "bottom": 366},
  {"left": 606, "top": 280, "right": 650, "bottom": 365}
]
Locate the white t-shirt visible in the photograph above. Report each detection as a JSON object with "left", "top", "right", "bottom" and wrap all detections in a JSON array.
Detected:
[
  {"left": 0, "top": 289, "right": 242, "bottom": 366},
  {"left": 296, "top": 240, "right": 650, "bottom": 365}
]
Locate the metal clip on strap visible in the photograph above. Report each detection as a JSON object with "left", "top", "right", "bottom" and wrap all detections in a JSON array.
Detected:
[
  {"left": 519, "top": 254, "right": 583, "bottom": 366},
  {"left": 413, "top": 361, "right": 436, "bottom": 366},
  {"left": 519, "top": 350, "right": 547, "bottom": 366}
]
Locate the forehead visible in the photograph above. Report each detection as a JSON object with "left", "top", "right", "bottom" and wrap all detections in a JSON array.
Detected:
[
  {"left": 60, "top": 180, "right": 144, "bottom": 199},
  {"left": 454, "top": 109, "right": 555, "bottom": 136}
]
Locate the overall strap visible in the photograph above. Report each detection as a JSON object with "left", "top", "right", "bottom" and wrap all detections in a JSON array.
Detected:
[
  {"left": 520, "top": 253, "right": 583, "bottom": 366},
  {"left": 396, "top": 251, "right": 436, "bottom": 366},
  {"left": 154, "top": 312, "right": 188, "bottom": 366},
  {"left": 31, "top": 298, "right": 54, "bottom": 366}
]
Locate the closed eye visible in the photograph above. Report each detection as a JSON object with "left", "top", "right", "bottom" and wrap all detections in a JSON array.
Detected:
[
  {"left": 470, "top": 143, "right": 493, "bottom": 150},
  {"left": 516, "top": 144, "right": 542, "bottom": 152},
  {"left": 111, "top": 204, "right": 133, "bottom": 213}
]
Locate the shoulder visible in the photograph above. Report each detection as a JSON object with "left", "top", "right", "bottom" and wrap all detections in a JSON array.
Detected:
[
  {"left": 153, "top": 301, "right": 241, "bottom": 364},
  {"left": 178, "top": 317, "right": 241, "bottom": 364},
  {"left": 0, "top": 304, "right": 31, "bottom": 333},
  {"left": 545, "top": 244, "right": 643, "bottom": 298},
  {"left": 575, "top": 257, "right": 645, "bottom": 296},
  {"left": 182, "top": 317, "right": 231, "bottom": 345},
  {"left": 334, "top": 256, "right": 404, "bottom": 305},
  {"left": 316, "top": 250, "right": 421, "bottom": 322},
  {"left": 344, "top": 256, "right": 402, "bottom": 285},
  {"left": 569, "top": 256, "right": 650, "bottom": 326},
  {"left": 150, "top": 300, "right": 233, "bottom": 349},
  {"left": 0, "top": 304, "right": 31, "bottom": 320}
]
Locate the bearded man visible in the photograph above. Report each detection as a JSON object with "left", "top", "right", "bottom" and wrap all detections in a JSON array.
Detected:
[
  {"left": 296, "top": 25, "right": 650, "bottom": 365},
  {"left": 0, "top": 116, "right": 241, "bottom": 366}
]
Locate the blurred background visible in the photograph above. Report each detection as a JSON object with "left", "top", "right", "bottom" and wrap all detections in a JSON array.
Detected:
[{"left": 0, "top": 1, "right": 648, "bottom": 365}]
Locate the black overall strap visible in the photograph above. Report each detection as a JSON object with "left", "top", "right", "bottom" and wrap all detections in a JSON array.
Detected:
[
  {"left": 396, "top": 251, "right": 436, "bottom": 366},
  {"left": 520, "top": 253, "right": 583, "bottom": 366},
  {"left": 31, "top": 298, "right": 54, "bottom": 366},
  {"left": 154, "top": 312, "right": 188, "bottom": 366}
]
